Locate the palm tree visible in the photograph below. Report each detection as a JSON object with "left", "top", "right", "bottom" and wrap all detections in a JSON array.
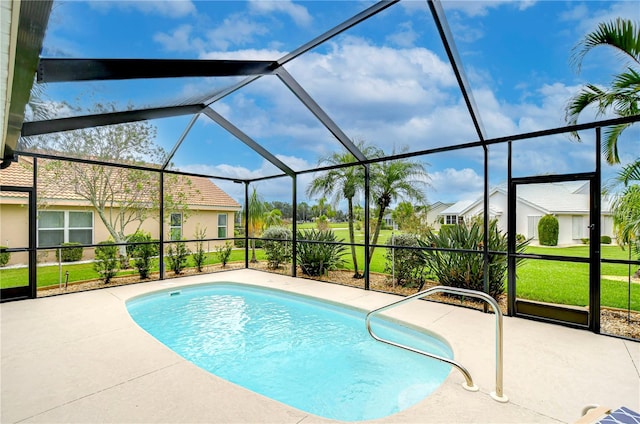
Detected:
[
  {"left": 247, "top": 187, "right": 266, "bottom": 263},
  {"left": 307, "top": 140, "right": 382, "bottom": 278},
  {"left": 565, "top": 18, "right": 639, "bottom": 169},
  {"left": 612, "top": 184, "right": 640, "bottom": 277},
  {"left": 369, "top": 153, "right": 429, "bottom": 264}
]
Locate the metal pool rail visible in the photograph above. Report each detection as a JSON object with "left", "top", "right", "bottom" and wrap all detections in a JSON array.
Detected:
[{"left": 365, "top": 286, "right": 507, "bottom": 403}]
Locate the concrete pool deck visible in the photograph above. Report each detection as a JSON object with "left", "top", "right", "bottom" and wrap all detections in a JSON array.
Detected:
[{"left": 1, "top": 269, "right": 638, "bottom": 423}]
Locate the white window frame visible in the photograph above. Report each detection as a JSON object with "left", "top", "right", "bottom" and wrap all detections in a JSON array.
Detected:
[
  {"left": 37, "top": 210, "right": 94, "bottom": 247},
  {"left": 527, "top": 215, "right": 541, "bottom": 239},
  {"left": 169, "top": 212, "right": 183, "bottom": 241},
  {"left": 217, "top": 213, "right": 227, "bottom": 238}
]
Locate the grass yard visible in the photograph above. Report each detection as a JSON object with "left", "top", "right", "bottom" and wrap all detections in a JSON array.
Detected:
[{"left": 1, "top": 232, "right": 637, "bottom": 312}]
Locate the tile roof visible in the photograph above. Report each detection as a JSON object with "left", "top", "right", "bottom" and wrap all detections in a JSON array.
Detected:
[{"left": 0, "top": 156, "right": 240, "bottom": 209}]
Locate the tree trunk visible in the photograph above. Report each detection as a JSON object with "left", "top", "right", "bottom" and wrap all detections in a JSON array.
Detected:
[
  {"left": 347, "top": 198, "right": 361, "bottom": 278},
  {"left": 368, "top": 206, "right": 386, "bottom": 266},
  {"left": 250, "top": 239, "right": 258, "bottom": 263}
]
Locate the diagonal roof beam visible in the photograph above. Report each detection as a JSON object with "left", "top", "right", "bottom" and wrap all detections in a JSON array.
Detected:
[
  {"left": 162, "top": 113, "right": 200, "bottom": 170},
  {"left": 428, "top": 0, "right": 486, "bottom": 142},
  {"left": 200, "top": 1, "right": 399, "bottom": 107},
  {"left": 275, "top": 68, "right": 366, "bottom": 162},
  {"left": 37, "top": 59, "right": 278, "bottom": 83},
  {"left": 202, "top": 107, "right": 295, "bottom": 177},
  {"left": 21, "top": 104, "right": 204, "bottom": 136}
]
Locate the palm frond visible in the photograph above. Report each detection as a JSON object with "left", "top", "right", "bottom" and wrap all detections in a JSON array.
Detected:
[
  {"left": 617, "top": 160, "right": 640, "bottom": 186},
  {"left": 602, "top": 123, "right": 632, "bottom": 164},
  {"left": 571, "top": 18, "right": 640, "bottom": 72}
]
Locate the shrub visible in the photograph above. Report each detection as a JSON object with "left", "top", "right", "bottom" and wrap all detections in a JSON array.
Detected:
[
  {"left": 94, "top": 240, "right": 119, "bottom": 284},
  {"left": 166, "top": 240, "right": 190, "bottom": 274},
  {"left": 127, "top": 230, "right": 158, "bottom": 258},
  {"left": 296, "top": 229, "right": 346, "bottom": 276},
  {"left": 0, "top": 246, "right": 10, "bottom": 267},
  {"left": 192, "top": 225, "right": 207, "bottom": 272},
  {"left": 419, "top": 221, "right": 529, "bottom": 299},
  {"left": 538, "top": 214, "right": 559, "bottom": 246},
  {"left": 216, "top": 241, "right": 233, "bottom": 267},
  {"left": 262, "top": 226, "right": 292, "bottom": 269},
  {"left": 581, "top": 238, "right": 590, "bottom": 244},
  {"left": 439, "top": 224, "right": 456, "bottom": 233},
  {"left": 601, "top": 235, "right": 612, "bottom": 244},
  {"left": 129, "top": 231, "right": 156, "bottom": 279},
  {"left": 516, "top": 234, "right": 526, "bottom": 244},
  {"left": 56, "top": 242, "right": 83, "bottom": 262},
  {"left": 384, "top": 233, "right": 427, "bottom": 288}
]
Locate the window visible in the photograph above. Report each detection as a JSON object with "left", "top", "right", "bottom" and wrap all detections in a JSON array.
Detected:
[
  {"left": 38, "top": 211, "right": 93, "bottom": 247},
  {"left": 572, "top": 215, "right": 585, "bottom": 239},
  {"left": 218, "top": 214, "right": 227, "bottom": 238},
  {"left": 527, "top": 215, "right": 541, "bottom": 239},
  {"left": 445, "top": 215, "right": 457, "bottom": 225},
  {"left": 170, "top": 213, "right": 182, "bottom": 240}
]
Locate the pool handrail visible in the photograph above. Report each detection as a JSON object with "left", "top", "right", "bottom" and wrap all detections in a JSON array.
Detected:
[{"left": 365, "top": 285, "right": 508, "bottom": 403}]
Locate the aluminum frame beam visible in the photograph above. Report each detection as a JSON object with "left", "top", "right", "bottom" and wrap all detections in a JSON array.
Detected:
[
  {"left": 37, "top": 59, "right": 278, "bottom": 83},
  {"left": 428, "top": 0, "right": 486, "bottom": 142},
  {"left": 202, "top": 107, "right": 295, "bottom": 177},
  {"left": 3, "top": 0, "right": 53, "bottom": 159},
  {"left": 21, "top": 104, "right": 204, "bottom": 136},
  {"left": 276, "top": 68, "right": 366, "bottom": 162}
]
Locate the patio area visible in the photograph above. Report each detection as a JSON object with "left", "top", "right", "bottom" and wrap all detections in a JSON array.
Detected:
[{"left": 1, "top": 269, "right": 638, "bottom": 423}]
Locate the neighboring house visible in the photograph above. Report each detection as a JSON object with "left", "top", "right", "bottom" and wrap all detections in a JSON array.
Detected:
[
  {"left": 425, "top": 201, "right": 454, "bottom": 229},
  {"left": 439, "top": 182, "right": 614, "bottom": 245},
  {"left": 0, "top": 157, "right": 241, "bottom": 265}
]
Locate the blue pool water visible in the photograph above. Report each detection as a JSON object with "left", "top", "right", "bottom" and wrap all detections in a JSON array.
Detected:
[{"left": 126, "top": 283, "right": 452, "bottom": 421}]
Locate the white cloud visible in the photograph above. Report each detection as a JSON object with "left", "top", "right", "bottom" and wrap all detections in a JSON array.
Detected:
[
  {"left": 386, "top": 21, "right": 419, "bottom": 48},
  {"left": 206, "top": 15, "right": 270, "bottom": 51},
  {"left": 429, "top": 168, "right": 484, "bottom": 202},
  {"left": 89, "top": 0, "right": 196, "bottom": 18},
  {"left": 442, "top": 0, "right": 536, "bottom": 17},
  {"left": 248, "top": 0, "right": 312, "bottom": 27},
  {"left": 154, "top": 25, "right": 204, "bottom": 52}
]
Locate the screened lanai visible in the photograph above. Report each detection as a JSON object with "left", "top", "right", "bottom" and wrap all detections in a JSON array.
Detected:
[{"left": 1, "top": 0, "right": 639, "bottom": 338}]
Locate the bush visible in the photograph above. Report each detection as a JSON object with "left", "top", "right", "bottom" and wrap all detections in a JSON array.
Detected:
[
  {"left": 192, "top": 225, "right": 207, "bottom": 272},
  {"left": 419, "top": 221, "right": 529, "bottom": 299},
  {"left": 439, "top": 224, "right": 456, "bottom": 233},
  {"left": 94, "top": 240, "right": 119, "bottom": 284},
  {"left": 127, "top": 230, "right": 158, "bottom": 258},
  {"left": 56, "top": 242, "right": 83, "bottom": 262},
  {"left": 167, "top": 240, "right": 190, "bottom": 274},
  {"left": 262, "top": 226, "right": 292, "bottom": 269},
  {"left": 129, "top": 231, "right": 156, "bottom": 279},
  {"left": 581, "top": 238, "right": 590, "bottom": 244},
  {"left": 538, "top": 214, "right": 559, "bottom": 246},
  {"left": 216, "top": 241, "right": 233, "bottom": 267},
  {"left": 601, "top": 235, "right": 612, "bottom": 244},
  {"left": 516, "top": 234, "right": 526, "bottom": 244},
  {"left": 0, "top": 246, "right": 10, "bottom": 267},
  {"left": 384, "top": 233, "right": 427, "bottom": 288},
  {"left": 296, "top": 229, "right": 346, "bottom": 276}
]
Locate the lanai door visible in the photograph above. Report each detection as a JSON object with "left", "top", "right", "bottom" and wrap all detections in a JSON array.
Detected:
[{"left": 507, "top": 174, "right": 600, "bottom": 330}]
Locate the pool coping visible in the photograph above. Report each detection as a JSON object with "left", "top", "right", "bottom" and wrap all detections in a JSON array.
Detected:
[{"left": 2, "top": 269, "right": 639, "bottom": 423}]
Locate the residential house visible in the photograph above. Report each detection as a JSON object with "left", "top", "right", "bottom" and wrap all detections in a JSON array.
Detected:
[
  {"left": 439, "top": 181, "right": 614, "bottom": 245},
  {"left": 0, "top": 157, "right": 241, "bottom": 265}
]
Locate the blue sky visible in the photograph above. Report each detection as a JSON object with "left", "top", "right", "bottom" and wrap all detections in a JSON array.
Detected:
[{"left": 32, "top": 0, "right": 639, "bottom": 206}]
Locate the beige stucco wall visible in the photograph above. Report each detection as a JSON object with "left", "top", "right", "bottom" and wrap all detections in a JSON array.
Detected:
[{"left": 0, "top": 200, "right": 238, "bottom": 265}]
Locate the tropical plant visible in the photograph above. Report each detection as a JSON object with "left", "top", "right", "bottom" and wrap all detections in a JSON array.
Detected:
[
  {"left": 94, "top": 240, "right": 119, "bottom": 284},
  {"left": 369, "top": 151, "right": 429, "bottom": 264},
  {"left": 0, "top": 246, "right": 10, "bottom": 267},
  {"left": 419, "top": 221, "right": 529, "bottom": 299},
  {"left": 538, "top": 214, "right": 559, "bottom": 246},
  {"left": 56, "top": 242, "right": 83, "bottom": 262},
  {"left": 192, "top": 225, "right": 207, "bottom": 272},
  {"left": 612, "top": 185, "right": 640, "bottom": 276},
  {"left": 296, "top": 229, "right": 346, "bottom": 276},
  {"left": 384, "top": 233, "right": 427, "bottom": 288},
  {"left": 306, "top": 141, "right": 382, "bottom": 278},
  {"left": 166, "top": 240, "right": 190, "bottom": 274},
  {"left": 128, "top": 231, "right": 156, "bottom": 279},
  {"left": 262, "top": 226, "right": 292, "bottom": 269},
  {"left": 264, "top": 209, "right": 283, "bottom": 228},
  {"left": 247, "top": 187, "right": 266, "bottom": 263},
  {"left": 215, "top": 241, "right": 233, "bottom": 268},
  {"left": 566, "top": 18, "right": 639, "bottom": 174}
]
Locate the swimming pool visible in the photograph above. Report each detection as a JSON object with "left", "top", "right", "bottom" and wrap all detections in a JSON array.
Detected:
[{"left": 126, "top": 283, "right": 453, "bottom": 421}]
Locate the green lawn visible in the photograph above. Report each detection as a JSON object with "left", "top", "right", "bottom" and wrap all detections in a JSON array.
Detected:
[{"left": 1, "top": 238, "right": 637, "bottom": 312}]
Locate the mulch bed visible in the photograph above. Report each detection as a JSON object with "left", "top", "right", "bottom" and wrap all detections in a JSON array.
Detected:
[{"left": 38, "top": 261, "right": 639, "bottom": 340}]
